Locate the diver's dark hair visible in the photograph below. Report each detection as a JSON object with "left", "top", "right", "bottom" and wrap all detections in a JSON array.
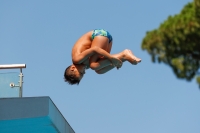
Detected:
[{"left": 64, "top": 65, "right": 80, "bottom": 85}]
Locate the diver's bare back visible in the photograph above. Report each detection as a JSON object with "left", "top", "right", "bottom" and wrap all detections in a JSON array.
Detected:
[{"left": 71, "top": 31, "right": 93, "bottom": 59}]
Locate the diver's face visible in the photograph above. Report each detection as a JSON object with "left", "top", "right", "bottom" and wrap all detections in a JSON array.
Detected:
[{"left": 70, "top": 64, "right": 85, "bottom": 80}]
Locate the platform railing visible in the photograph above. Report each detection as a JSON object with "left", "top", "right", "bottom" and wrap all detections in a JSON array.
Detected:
[{"left": 0, "top": 64, "right": 26, "bottom": 98}]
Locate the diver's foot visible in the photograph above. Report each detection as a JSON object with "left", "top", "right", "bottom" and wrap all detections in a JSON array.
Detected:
[{"left": 123, "top": 49, "right": 141, "bottom": 65}]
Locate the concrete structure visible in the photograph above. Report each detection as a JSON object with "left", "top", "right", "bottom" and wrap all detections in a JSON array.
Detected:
[{"left": 0, "top": 97, "right": 75, "bottom": 133}]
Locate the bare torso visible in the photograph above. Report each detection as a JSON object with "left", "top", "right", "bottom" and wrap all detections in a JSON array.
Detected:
[
  {"left": 71, "top": 31, "right": 93, "bottom": 67},
  {"left": 71, "top": 30, "right": 112, "bottom": 68},
  {"left": 72, "top": 31, "right": 93, "bottom": 57}
]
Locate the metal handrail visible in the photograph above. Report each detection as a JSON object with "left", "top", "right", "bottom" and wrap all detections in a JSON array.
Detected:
[
  {"left": 0, "top": 64, "right": 26, "bottom": 97},
  {"left": 0, "top": 64, "right": 26, "bottom": 69}
]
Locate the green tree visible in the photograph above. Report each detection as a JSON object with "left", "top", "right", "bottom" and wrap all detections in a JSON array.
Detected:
[{"left": 141, "top": 0, "right": 200, "bottom": 87}]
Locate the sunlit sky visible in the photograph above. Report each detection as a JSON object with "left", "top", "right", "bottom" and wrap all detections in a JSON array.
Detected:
[{"left": 1, "top": 0, "right": 200, "bottom": 133}]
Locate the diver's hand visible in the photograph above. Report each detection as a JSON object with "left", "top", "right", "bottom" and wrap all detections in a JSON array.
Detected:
[{"left": 110, "top": 57, "right": 122, "bottom": 69}]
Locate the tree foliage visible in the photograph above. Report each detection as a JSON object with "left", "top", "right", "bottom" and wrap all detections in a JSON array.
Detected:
[{"left": 141, "top": 0, "right": 200, "bottom": 86}]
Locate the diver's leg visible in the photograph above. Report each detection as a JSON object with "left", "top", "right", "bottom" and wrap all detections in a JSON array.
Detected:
[{"left": 94, "top": 49, "right": 141, "bottom": 74}]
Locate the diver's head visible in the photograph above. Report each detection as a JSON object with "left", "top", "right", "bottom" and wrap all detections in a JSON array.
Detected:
[{"left": 64, "top": 64, "right": 86, "bottom": 85}]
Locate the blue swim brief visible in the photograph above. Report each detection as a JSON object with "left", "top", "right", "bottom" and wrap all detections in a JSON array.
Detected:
[{"left": 91, "top": 29, "right": 113, "bottom": 43}]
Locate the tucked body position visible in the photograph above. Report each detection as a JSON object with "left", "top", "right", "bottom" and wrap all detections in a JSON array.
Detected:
[{"left": 64, "top": 29, "right": 141, "bottom": 85}]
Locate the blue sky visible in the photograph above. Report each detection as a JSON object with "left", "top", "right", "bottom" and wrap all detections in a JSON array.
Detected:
[{"left": 1, "top": 0, "right": 200, "bottom": 133}]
